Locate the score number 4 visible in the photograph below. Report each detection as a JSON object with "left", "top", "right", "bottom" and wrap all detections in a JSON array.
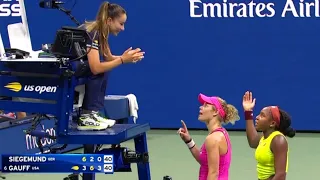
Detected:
[
  {"left": 103, "top": 164, "right": 113, "bottom": 173},
  {"left": 104, "top": 155, "right": 113, "bottom": 163}
]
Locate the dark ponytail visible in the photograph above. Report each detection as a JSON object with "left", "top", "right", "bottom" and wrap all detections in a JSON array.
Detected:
[
  {"left": 284, "top": 126, "right": 296, "bottom": 138},
  {"left": 276, "top": 109, "right": 296, "bottom": 138}
]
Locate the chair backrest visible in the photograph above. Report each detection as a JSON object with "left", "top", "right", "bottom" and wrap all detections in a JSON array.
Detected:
[
  {"left": 0, "top": 33, "right": 5, "bottom": 59},
  {"left": 19, "top": 0, "right": 32, "bottom": 51},
  {"left": 7, "top": 22, "right": 32, "bottom": 52},
  {"left": 7, "top": 0, "right": 33, "bottom": 53}
]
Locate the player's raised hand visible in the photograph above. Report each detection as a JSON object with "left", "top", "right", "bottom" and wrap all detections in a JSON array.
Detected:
[
  {"left": 242, "top": 91, "right": 256, "bottom": 111},
  {"left": 177, "top": 120, "right": 191, "bottom": 143}
]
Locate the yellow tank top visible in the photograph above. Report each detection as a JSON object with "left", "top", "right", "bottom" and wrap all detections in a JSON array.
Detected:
[{"left": 255, "top": 131, "right": 289, "bottom": 180}]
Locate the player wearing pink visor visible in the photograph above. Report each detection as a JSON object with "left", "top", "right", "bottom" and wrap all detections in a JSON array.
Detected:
[{"left": 178, "top": 93, "right": 240, "bottom": 180}]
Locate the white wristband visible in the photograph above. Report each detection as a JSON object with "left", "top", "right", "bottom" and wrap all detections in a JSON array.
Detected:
[{"left": 186, "top": 139, "right": 196, "bottom": 149}]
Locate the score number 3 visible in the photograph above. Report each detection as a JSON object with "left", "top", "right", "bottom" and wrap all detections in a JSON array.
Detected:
[{"left": 82, "top": 166, "right": 101, "bottom": 171}]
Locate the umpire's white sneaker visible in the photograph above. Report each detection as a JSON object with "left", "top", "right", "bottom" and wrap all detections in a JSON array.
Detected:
[
  {"left": 77, "top": 114, "right": 111, "bottom": 131},
  {"left": 90, "top": 112, "right": 116, "bottom": 127}
]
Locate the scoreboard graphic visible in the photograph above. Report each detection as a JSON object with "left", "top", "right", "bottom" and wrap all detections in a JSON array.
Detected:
[{"left": 1, "top": 154, "right": 114, "bottom": 173}]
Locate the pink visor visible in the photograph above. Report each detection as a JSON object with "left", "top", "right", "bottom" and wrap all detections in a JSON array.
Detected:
[{"left": 198, "top": 93, "right": 226, "bottom": 118}]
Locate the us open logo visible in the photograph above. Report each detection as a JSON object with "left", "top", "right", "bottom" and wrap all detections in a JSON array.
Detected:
[
  {"left": 4, "top": 82, "right": 22, "bottom": 92},
  {"left": 4, "top": 82, "right": 58, "bottom": 94},
  {"left": 24, "top": 85, "right": 57, "bottom": 94}
]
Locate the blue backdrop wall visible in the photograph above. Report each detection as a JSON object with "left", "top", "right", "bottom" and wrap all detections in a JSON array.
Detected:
[{"left": 1, "top": 0, "right": 319, "bottom": 131}]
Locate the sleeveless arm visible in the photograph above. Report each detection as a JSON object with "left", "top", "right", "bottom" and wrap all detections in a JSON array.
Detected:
[
  {"left": 205, "top": 134, "right": 220, "bottom": 180},
  {"left": 245, "top": 114, "right": 262, "bottom": 148},
  {"left": 270, "top": 135, "right": 288, "bottom": 180},
  {"left": 188, "top": 145, "right": 201, "bottom": 164}
]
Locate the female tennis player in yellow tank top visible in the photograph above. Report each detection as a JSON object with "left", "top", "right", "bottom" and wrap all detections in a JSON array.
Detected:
[{"left": 242, "top": 91, "right": 296, "bottom": 180}]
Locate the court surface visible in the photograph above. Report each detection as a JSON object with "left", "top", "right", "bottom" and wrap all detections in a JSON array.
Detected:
[{"left": 2, "top": 129, "right": 319, "bottom": 180}]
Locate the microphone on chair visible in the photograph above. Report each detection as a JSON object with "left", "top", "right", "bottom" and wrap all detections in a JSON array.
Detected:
[
  {"left": 39, "top": 0, "right": 81, "bottom": 26},
  {"left": 39, "top": 0, "right": 64, "bottom": 9}
]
